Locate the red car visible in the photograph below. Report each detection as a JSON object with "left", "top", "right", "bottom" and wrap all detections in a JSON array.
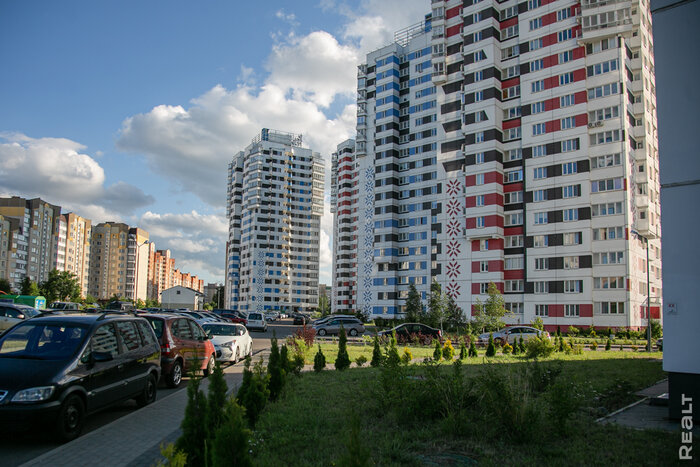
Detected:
[
  {"left": 143, "top": 314, "right": 216, "bottom": 388},
  {"left": 220, "top": 311, "right": 247, "bottom": 326}
]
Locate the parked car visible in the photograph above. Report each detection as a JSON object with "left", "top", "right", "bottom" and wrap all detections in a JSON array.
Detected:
[
  {"left": 0, "top": 312, "right": 161, "bottom": 441},
  {"left": 378, "top": 323, "right": 442, "bottom": 344},
  {"left": 219, "top": 311, "right": 247, "bottom": 325},
  {"left": 313, "top": 317, "right": 365, "bottom": 337},
  {"left": 245, "top": 312, "right": 267, "bottom": 332},
  {"left": 175, "top": 310, "right": 217, "bottom": 326},
  {"left": 478, "top": 326, "right": 549, "bottom": 345},
  {"left": 199, "top": 311, "right": 227, "bottom": 323},
  {"left": 264, "top": 311, "right": 279, "bottom": 322},
  {"left": 48, "top": 302, "right": 81, "bottom": 311},
  {"left": 142, "top": 314, "right": 216, "bottom": 388},
  {"left": 105, "top": 301, "right": 135, "bottom": 312},
  {"left": 292, "top": 313, "right": 310, "bottom": 325},
  {"left": 202, "top": 323, "right": 253, "bottom": 363},
  {"left": 312, "top": 314, "right": 356, "bottom": 326},
  {"left": 0, "top": 303, "right": 41, "bottom": 331}
]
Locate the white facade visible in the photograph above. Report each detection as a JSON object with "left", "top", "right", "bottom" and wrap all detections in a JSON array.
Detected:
[
  {"left": 332, "top": 0, "right": 661, "bottom": 330},
  {"left": 226, "top": 129, "right": 324, "bottom": 314},
  {"left": 161, "top": 285, "right": 203, "bottom": 311}
]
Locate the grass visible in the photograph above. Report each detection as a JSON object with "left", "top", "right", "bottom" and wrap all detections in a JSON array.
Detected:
[{"left": 252, "top": 352, "right": 673, "bottom": 466}]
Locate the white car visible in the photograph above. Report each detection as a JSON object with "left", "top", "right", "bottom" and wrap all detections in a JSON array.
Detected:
[
  {"left": 264, "top": 311, "right": 279, "bottom": 322},
  {"left": 202, "top": 323, "right": 253, "bottom": 363},
  {"left": 478, "top": 326, "right": 549, "bottom": 345},
  {"left": 245, "top": 312, "right": 268, "bottom": 332}
]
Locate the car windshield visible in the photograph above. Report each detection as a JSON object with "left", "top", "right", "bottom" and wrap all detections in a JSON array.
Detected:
[
  {"left": 0, "top": 322, "right": 88, "bottom": 360},
  {"left": 144, "top": 317, "right": 164, "bottom": 338},
  {"left": 48, "top": 303, "right": 65, "bottom": 309},
  {"left": 17, "top": 307, "right": 40, "bottom": 318},
  {"left": 203, "top": 324, "right": 245, "bottom": 337},
  {"left": 249, "top": 313, "right": 262, "bottom": 320}
]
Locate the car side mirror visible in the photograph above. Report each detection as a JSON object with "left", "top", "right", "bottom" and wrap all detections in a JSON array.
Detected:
[{"left": 93, "top": 351, "right": 113, "bottom": 362}]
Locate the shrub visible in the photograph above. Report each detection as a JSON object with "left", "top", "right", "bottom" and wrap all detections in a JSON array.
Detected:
[
  {"left": 280, "top": 344, "right": 291, "bottom": 374},
  {"left": 468, "top": 341, "right": 478, "bottom": 358},
  {"left": 518, "top": 335, "right": 525, "bottom": 354},
  {"left": 511, "top": 338, "right": 519, "bottom": 355},
  {"left": 589, "top": 343, "right": 598, "bottom": 351},
  {"left": 385, "top": 331, "right": 401, "bottom": 367},
  {"left": 267, "top": 335, "right": 285, "bottom": 401},
  {"left": 557, "top": 336, "right": 564, "bottom": 352},
  {"left": 155, "top": 443, "right": 187, "bottom": 467},
  {"left": 650, "top": 319, "right": 662, "bottom": 339},
  {"left": 210, "top": 399, "right": 253, "bottom": 467},
  {"left": 442, "top": 339, "right": 455, "bottom": 360},
  {"left": 567, "top": 325, "right": 579, "bottom": 337},
  {"left": 236, "top": 357, "right": 269, "bottom": 428},
  {"left": 433, "top": 338, "right": 443, "bottom": 361},
  {"left": 605, "top": 339, "right": 612, "bottom": 351},
  {"left": 556, "top": 326, "right": 561, "bottom": 338},
  {"left": 502, "top": 342, "right": 513, "bottom": 354},
  {"left": 459, "top": 341, "right": 467, "bottom": 359},
  {"left": 370, "top": 335, "right": 383, "bottom": 367},
  {"left": 355, "top": 355, "right": 368, "bottom": 367},
  {"left": 206, "top": 362, "right": 228, "bottom": 437},
  {"left": 401, "top": 347, "right": 413, "bottom": 364},
  {"left": 177, "top": 377, "right": 208, "bottom": 467},
  {"left": 313, "top": 345, "right": 326, "bottom": 372},
  {"left": 336, "top": 413, "right": 371, "bottom": 467},
  {"left": 525, "top": 336, "right": 555, "bottom": 359},
  {"left": 294, "top": 324, "right": 316, "bottom": 347},
  {"left": 335, "top": 325, "right": 351, "bottom": 371},
  {"left": 548, "top": 380, "right": 581, "bottom": 436},
  {"left": 588, "top": 327, "right": 597, "bottom": 338},
  {"left": 485, "top": 333, "right": 496, "bottom": 357}
]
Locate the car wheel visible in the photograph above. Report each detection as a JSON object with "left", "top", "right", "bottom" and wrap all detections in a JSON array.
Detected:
[
  {"left": 167, "top": 360, "right": 183, "bottom": 388},
  {"left": 349, "top": 328, "right": 358, "bottom": 337},
  {"left": 56, "top": 394, "right": 85, "bottom": 442},
  {"left": 136, "top": 373, "right": 157, "bottom": 407},
  {"left": 204, "top": 355, "right": 215, "bottom": 377},
  {"left": 318, "top": 329, "right": 327, "bottom": 336}
]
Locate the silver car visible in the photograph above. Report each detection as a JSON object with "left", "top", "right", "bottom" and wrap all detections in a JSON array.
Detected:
[
  {"left": 478, "top": 326, "right": 549, "bottom": 345},
  {"left": 313, "top": 317, "right": 365, "bottom": 337}
]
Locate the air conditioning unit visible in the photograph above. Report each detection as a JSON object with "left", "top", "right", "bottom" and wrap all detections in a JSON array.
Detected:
[
  {"left": 587, "top": 122, "right": 596, "bottom": 128},
  {"left": 596, "top": 121, "right": 604, "bottom": 127}
]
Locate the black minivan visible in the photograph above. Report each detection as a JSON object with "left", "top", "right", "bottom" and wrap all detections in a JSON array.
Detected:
[{"left": 0, "top": 312, "right": 161, "bottom": 441}]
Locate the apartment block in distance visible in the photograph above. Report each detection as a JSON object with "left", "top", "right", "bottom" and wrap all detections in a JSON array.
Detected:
[
  {"left": 0, "top": 196, "right": 61, "bottom": 290},
  {"left": 226, "top": 128, "right": 325, "bottom": 314},
  {"left": 331, "top": 0, "right": 660, "bottom": 330},
  {"left": 53, "top": 213, "right": 92, "bottom": 297}
]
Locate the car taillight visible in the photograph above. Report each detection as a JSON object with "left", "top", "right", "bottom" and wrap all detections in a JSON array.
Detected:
[{"left": 161, "top": 344, "right": 172, "bottom": 355}]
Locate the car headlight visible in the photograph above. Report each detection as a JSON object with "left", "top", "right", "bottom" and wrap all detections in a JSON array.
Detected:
[
  {"left": 12, "top": 386, "right": 55, "bottom": 403},
  {"left": 224, "top": 341, "right": 235, "bottom": 350}
]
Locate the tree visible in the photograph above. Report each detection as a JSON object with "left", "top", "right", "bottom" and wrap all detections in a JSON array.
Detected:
[
  {"left": 267, "top": 334, "right": 285, "bottom": 401},
  {"left": 206, "top": 362, "right": 229, "bottom": 436},
  {"left": 404, "top": 283, "right": 422, "bottom": 323},
  {"left": 370, "top": 335, "right": 383, "bottom": 367},
  {"left": 427, "top": 280, "right": 446, "bottom": 331},
  {"left": 532, "top": 316, "right": 544, "bottom": 331},
  {"left": 176, "top": 377, "right": 208, "bottom": 467},
  {"left": 444, "top": 293, "right": 465, "bottom": 332},
  {"left": 211, "top": 399, "right": 253, "bottom": 467},
  {"left": 236, "top": 357, "right": 269, "bottom": 427},
  {"left": 485, "top": 332, "right": 496, "bottom": 357},
  {"left": 82, "top": 294, "right": 99, "bottom": 306},
  {"left": 313, "top": 345, "right": 326, "bottom": 372},
  {"left": 20, "top": 277, "right": 40, "bottom": 296},
  {"left": 211, "top": 285, "right": 225, "bottom": 310},
  {"left": 433, "top": 338, "right": 443, "bottom": 361},
  {"left": 335, "top": 325, "right": 351, "bottom": 371},
  {"left": 0, "top": 278, "right": 11, "bottom": 294},
  {"left": 318, "top": 292, "right": 330, "bottom": 317},
  {"left": 471, "top": 282, "right": 508, "bottom": 333},
  {"left": 40, "top": 270, "right": 81, "bottom": 302}
]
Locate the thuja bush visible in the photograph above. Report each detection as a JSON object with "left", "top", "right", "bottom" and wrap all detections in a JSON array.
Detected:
[
  {"left": 605, "top": 339, "right": 612, "bottom": 351},
  {"left": 511, "top": 339, "right": 519, "bottom": 355},
  {"left": 401, "top": 346, "right": 413, "bottom": 365},
  {"left": 485, "top": 333, "right": 496, "bottom": 357},
  {"left": 518, "top": 335, "right": 526, "bottom": 354},
  {"left": 433, "top": 338, "right": 443, "bottom": 361},
  {"left": 502, "top": 342, "right": 513, "bottom": 354},
  {"left": 442, "top": 339, "right": 455, "bottom": 360},
  {"left": 210, "top": 399, "right": 253, "bottom": 467},
  {"left": 236, "top": 357, "right": 269, "bottom": 428},
  {"left": 177, "top": 377, "right": 208, "bottom": 467},
  {"left": 267, "top": 335, "right": 285, "bottom": 401},
  {"left": 313, "top": 345, "right": 326, "bottom": 372},
  {"left": 468, "top": 340, "right": 478, "bottom": 358},
  {"left": 335, "top": 325, "right": 351, "bottom": 371},
  {"left": 459, "top": 341, "right": 467, "bottom": 359},
  {"left": 385, "top": 332, "right": 401, "bottom": 367},
  {"left": 370, "top": 335, "right": 383, "bottom": 367},
  {"left": 355, "top": 355, "right": 368, "bottom": 367}
]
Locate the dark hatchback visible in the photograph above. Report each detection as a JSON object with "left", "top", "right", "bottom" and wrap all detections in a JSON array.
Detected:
[
  {"left": 0, "top": 312, "right": 161, "bottom": 441},
  {"left": 378, "top": 323, "right": 442, "bottom": 344}
]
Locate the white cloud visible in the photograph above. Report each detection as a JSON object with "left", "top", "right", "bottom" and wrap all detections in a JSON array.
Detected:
[
  {"left": 275, "top": 9, "right": 299, "bottom": 26},
  {"left": 0, "top": 132, "right": 154, "bottom": 218},
  {"left": 266, "top": 31, "right": 359, "bottom": 107}
]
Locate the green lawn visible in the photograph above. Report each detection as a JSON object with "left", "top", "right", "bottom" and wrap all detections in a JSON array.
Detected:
[{"left": 252, "top": 352, "right": 673, "bottom": 466}]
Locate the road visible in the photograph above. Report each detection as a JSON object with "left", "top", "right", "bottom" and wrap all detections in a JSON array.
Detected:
[{"left": 0, "top": 318, "right": 299, "bottom": 467}]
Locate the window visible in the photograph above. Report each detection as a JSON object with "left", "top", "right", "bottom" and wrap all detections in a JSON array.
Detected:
[
  {"left": 588, "top": 82, "right": 619, "bottom": 100},
  {"left": 557, "top": 7, "right": 571, "bottom": 20},
  {"left": 563, "top": 256, "right": 579, "bottom": 269},
  {"left": 592, "top": 226, "right": 624, "bottom": 240},
  {"left": 534, "top": 212, "right": 548, "bottom": 224},
  {"left": 532, "top": 80, "right": 545, "bottom": 93},
  {"left": 558, "top": 28, "right": 573, "bottom": 42},
  {"left": 474, "top": 50, "right": 486, "bottom": 62},
  {"left": 503, "top": 106, "right": 521, "bottom": 120},
  {"left": 474, "top": 70, "right": 484, "bottom": 82},
  {"left": 587, "top": 59, "right": 619, "bottom": 77},
  {"left": 563, "top": 208, "right": 578, "bottom": 221},
  {"left": 593, "top": 276, "right": 625, "bottom": 289},
  {"left": 474, "top": 31, "right": 483, "bottom": 42},
  {"left": 505, "top": 191, "right": 523, "bottom": 204},
  {"left": 475, "top": 195, "right": 486, "bottom": 207},
  {"left": 480, "top": 239, "right": 489, "bottom": 251},
  {"left": 533, "top": 167, "right": 547, "bottom": 179},
  {"left": 528, "top": 0, "right": 541, "bottom": 10},
  {"left": 505, "top": 257, "right": 524, "bottom": 270},
  {"left": 535, "top": 304, "right": 549, "bottom": 316},
  {"left": 561, "top": 138, "right": 578, "bottom": 152},
  {"left": 593, "top": 251, "right": 625, "bottom": 265},
  {"left": 533, "top": 235, "right": 548, "bottom": 247},
  {"left": 530, "top": 59, "right": 544, "bottom": 72},
  {"left": 476, "top": 216, "right": 486, "bottom": 228},
  {"left": 505, "top": 148, "right": 522, "bottom": 161},
  {"left": 505, "top": 169, "right": 523, "bottom": 182},
  {"left": 559, "top": 51, "right": 573, "bottom": 63},
  {"left": 561, "top": 116, "right": 576, "bottom": 129},
  {"left": 592, "top": 202, "right": 623, "bottom": 216},
  {"left": 476, "top": 132, "right": 485, "bottom": 142},
  {"left": 116, "top": 322, "right": 141, "bottom": 351},
  {"left": 501, "top": 24, "right": 519, "bottom": 40},
  {"left": 530, "top": 18, "right": 542, "bottom": 30},
  {"left": 505, "top": 212, "right": 523, "bottom": 226},
  {"left": 564, "top": 304, "right": 580, "bottom": 317},
  {"left": 476, "top": 173, "right": 485, "bottom": 185},
  {"left": 480, "top": 283, "right": 489, "bottom": 294},
  {"left": 475, "top": 111, "right": 487, "bottom": 122},
  {"left": 532, "top": 123, "right": 546, "bottom": 136},
  {"left": 590, "top": 130, "right": 621, "bottom": 145},
  {"left": 560, "top": 94, "right": 575, "bottom": 107},
  {"left": 534, "top": 282, "right": 549, "bottom": 294},
  {"left": 480, "top": 261, "right": 489, "bottom": 272},
  {"left": 534, "top": 258, "right": 548, "bottom": 270},
  {"left": 474, "top": 91, "right": 484, "bottom": 102},
  {"left": 531, "top": 101, "right": 545, "bottom": 114},
  {"left": 503, "top": 85, "right": 521, "bottom": 100},
  {"left": 562, "top": 184, "right": 578, "bottom": 198},
  {"left": 591, "top": 177, "right": 623, "bottom": 192},
  {"left": 475, "top": 152, "right": 485, "bottom": 164},
  {"left": 596, "top": 301, "right": 625, "bottom": 315},
  {"left": 592, "top": 152, "right": 622, "bottom": 168},
  {"left": 505, "top": 280, "right": 524, "bottom": 292},
  {"left": 501, "top": 5, "right": 518, "bottom": 20},
  {"left": 502, "top": 45, "right": 520, "bottom": 59},
  {"left": 564, "top": 280, "right": 582, "bottom": 293},
  {"left": 562, "top": 162, "right": 577, "bottom": 175},
  {"left": 559, "top": 72, "right": 574, "bottom": 85},
  {"left": 506, "top": 302, "right": 524, "bottom": 314},
  {"left": 532, "top": 144, "right": 547, "bottom": 157},
  {"left": 563, "top": 232, "right": 582, "bottom": 245},
  {"left": 506, "top": 235, "right": 524, "bottom": 247},
  {"left": 474, "top": 12, "right": 482, "bottom": 22},
  {"left": 91, "top": 325, "right": 119, "bottom": 358},
  {"left": 533, "top": 189, "right": 548, "bottom": 202},
  {"left": 530, "top": 38, "right": 543, "bottom": 50},
  {"left": 503, "top": 65, "right": 520, "bottom": 79}
]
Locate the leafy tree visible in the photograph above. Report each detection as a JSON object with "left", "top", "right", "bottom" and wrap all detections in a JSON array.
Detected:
[
  {"left": 313, "top": 345, "right": 326, "bottom": 372},
  {"left": 267, "top": 334, "right": 285, "bottom": 400},
  {"left": 40, "top": 270, "right": 81, "bottom": 302},
  {"left": 136, "top": 299, "right": 146, "bottom": 309},
  {"left": 211, "top": 399, "right": 253, "bottom": 467},
  {"left": 335, "top": 325, "right": 351, "bottom": 371},
  {"left": 471, "top": 282, "right": 508, "bottom": 333},
  {"left": 404, "top": 283, "right": 422, "bottom": 323},
  {"left": 531, "top": 316, "right": 544, "bottom": 331},
  {"left": 485, "top": 332, "right": 496, "bottom": 357},
  {"left": 82, "top": 294, "right": 99, "bottom": 306},
  {"left": 370, "top": 335, "right": 383, "bottom": 367},
  {"left": 427, "top": 280, "right": 446, "bottom": 330},
  {"left": 20, "top": 277, "right": 40, "bottom": 296},
  {"left": 211, "top": 285, "right": 225, "bottom": 310},
  {"left": 649, "top": 319, "right": 662, "bottom": 339},
  {"left": 0, "top": 278, "right": 12, "bottom": 294},
  {"left": 176, "top": 377, "right": 208, "bottom": 467},
  {"left": 318, "top": 292, "right": 330, "bottom": 317}
]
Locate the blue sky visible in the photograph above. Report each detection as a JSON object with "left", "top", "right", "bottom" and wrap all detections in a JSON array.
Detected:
[
  {"left": 0, "top": 0, "right": 430, "bottom": 284},
  {"left": 0, "top": 0, "right": 697, "bottom": 286}
]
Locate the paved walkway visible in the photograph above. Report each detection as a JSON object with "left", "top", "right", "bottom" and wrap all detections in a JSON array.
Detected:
[{"left": 20, "top": 351, "right": 268, "bottom": 467}]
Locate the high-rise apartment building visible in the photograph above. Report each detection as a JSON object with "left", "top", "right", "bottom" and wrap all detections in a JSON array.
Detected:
[
  {"left": 0, "top": 197, "right": 61, "bottom": 290},
  {"left": 53, "top": 213, "right": 92, "bottom": 297},
  {"left": 226, "top": 129, "right": 325, "bottom": 314},
  {"left": 126, "top": 227, "right": 150, "bottom": 302},
  {"left": 148, "top": 248, "right": 175, "bottom": 302},
  {"left": 88, "top": 222, "right": 130, "bottom": 300},
  {"left": 332, "top": 0, "right": 660, "bottom": 330}
]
